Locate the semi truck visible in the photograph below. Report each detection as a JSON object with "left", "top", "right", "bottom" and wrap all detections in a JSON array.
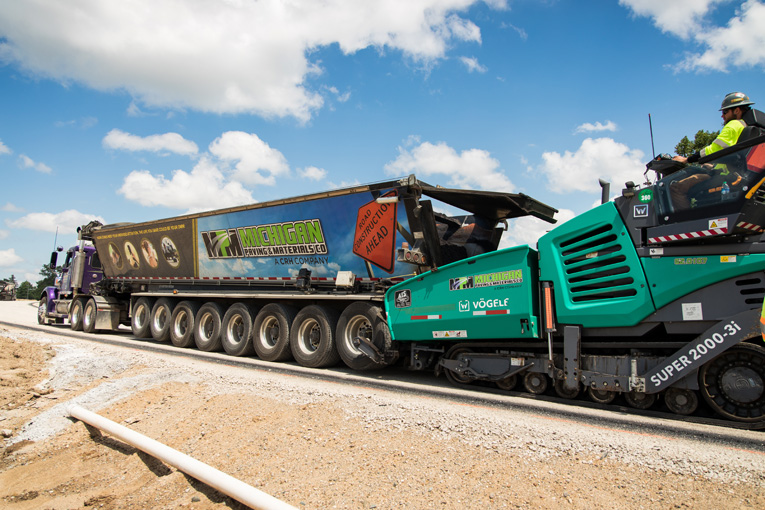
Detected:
[{"left": 39, "top": 131, "right": 765, "bottom": 425}]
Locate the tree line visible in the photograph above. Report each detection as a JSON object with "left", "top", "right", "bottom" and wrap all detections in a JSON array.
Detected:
[
  {"left": 1, "top": 264, "right": 58, "bottom": 300},
  {"left": 674, "top": 130, "right": 719, "bottom": 157}
]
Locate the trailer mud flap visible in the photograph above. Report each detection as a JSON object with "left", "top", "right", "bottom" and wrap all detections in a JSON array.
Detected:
[
  {"left": 93, "top": 296, "right": 125, "bottom": 331},
  {"left": 642, "top": 308, "right": 760, "bottom": 393}
]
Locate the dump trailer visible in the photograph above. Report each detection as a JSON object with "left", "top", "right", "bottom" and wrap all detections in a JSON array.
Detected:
[
  {"left": 38, "top": 130, "right": 765, "bottom": 424},
  {"left": 38, "top": 175, "right": 556, "bottom": 369}
]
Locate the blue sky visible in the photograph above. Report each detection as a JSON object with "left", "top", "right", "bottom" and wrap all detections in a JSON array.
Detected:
[{"left": 1, "top": 0, "right": 764, "bottom": 285}]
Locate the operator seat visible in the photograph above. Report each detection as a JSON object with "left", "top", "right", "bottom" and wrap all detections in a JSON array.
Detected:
[{"left": 740, "top": 109, "right": 765, "bottom": 142}]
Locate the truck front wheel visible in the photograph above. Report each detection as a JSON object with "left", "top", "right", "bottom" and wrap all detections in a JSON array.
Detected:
[
  {"left": 70, "top": 299, "right": 84, "bottom": 331},
  {"left": 336, "top": 302, "right": 392, "bottom": 371},
  {"left": 37, "top": 297, "right": 49, "bottom": 325},
  {"left": 290, "top": 305, "right": 340, "bottom": 368},
  {"left": 131, "top": 297, "right": 154, "bottom": 338}
]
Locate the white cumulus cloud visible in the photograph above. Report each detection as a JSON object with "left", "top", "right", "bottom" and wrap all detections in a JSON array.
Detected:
[
  {"left": 500, "top": 209, "right": 576, "bottom": 249},
  {"left": 209, "top": 132, "right": 290, "bottom": 186},
  {"left": 619, "top": 0, "right": 725, "bottom": 39},
  {"left": 118, "top": 157, "right": 255, "bottom": 214},
  {"left": 6, "top": 210, "right": 105, "bottom": 233},
  {"left": 0, "top": 0, "right": 497, "bottom": 121},
  {"left": 0, "top": 139, "right": 11, "bottom": 155},
  {"left": 115, "top": 130, "right": 294, "bottom": 212},
  {"left": 1, "top": 203, "right": 22, "bottom": 212},
  {"left": 103, "top": 129, "right": 199, "bottom": 156},
  {"left": 385, "top": 139, "right": 515, "bottom": 192},
  {"left": 575, "top": 120, "right": 618, "bottom": 134},
  {"left": 19, "top": 154, "right": 51, "bottom": 174},
  {"left": 299, "top": 166, "right": 328, "bottom": 181},
  {"left": 681, "top": 0, "right": 765, "bottom": 71},
  {"left": 459, "top": 56, "right": 488, "bottom": 73},
  {"left": 0, "top": 248, "right": 23, "bottom": 267},
  {"left": 620, "top": 0, "right": 765, "bottom": 71},
  {"left": 538, "top": 138, "right": 646, "bottom": 194}
]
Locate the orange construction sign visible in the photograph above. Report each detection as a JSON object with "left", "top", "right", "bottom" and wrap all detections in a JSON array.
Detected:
[{"left": 353, "top": 192, "right": 398, "bottom": 273}]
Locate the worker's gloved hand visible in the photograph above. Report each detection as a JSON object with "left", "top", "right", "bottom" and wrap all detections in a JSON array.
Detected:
[{"left": 647, "top": 153, "right": 686, "bottom": 176}]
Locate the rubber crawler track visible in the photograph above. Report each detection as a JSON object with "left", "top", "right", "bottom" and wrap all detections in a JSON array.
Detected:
[{"left": 447, "top": 379, "right": 765, "bottom": 432}]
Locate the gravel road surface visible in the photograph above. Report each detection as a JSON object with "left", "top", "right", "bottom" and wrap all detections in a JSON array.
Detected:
[{"left": 1, "top": 300, "right": 764, "bottom": 509}]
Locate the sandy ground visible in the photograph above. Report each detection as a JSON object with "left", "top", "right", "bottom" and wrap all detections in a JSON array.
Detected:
[{"left": 1, "top": 300, "right": 765, "bottom": 509}]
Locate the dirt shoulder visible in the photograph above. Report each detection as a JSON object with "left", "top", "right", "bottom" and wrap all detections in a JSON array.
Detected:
[{"left": 1, "top": 316, "right": 764, "bottom": 509}]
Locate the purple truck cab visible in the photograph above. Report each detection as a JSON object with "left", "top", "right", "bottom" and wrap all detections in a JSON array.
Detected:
[{"left": 38, "top": 244, "right": 104, "bottom": 325}]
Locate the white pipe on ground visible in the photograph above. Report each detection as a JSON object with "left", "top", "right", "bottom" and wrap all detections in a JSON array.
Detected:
[{"left": 67, "top": 404, "right": 297, "bottom": 510}]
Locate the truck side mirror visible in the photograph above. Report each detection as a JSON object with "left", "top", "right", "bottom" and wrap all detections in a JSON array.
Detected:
[{"left": 49, "top": 251, "right": 58, "bottom": 269}]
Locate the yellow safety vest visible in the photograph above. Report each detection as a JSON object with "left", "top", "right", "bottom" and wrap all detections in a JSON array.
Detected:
[{"left": 703, "top": 119, "right": 746, "bottom": 156}]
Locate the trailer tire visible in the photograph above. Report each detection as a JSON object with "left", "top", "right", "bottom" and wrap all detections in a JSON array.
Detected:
[
  {"left": 195, "top": 302, "right": 224, "bottom": 352},
  {"left": 170, "top": 301, "right": 199, "bottom": 348},
  {"left": 37, "top": 297, "right": 48, "bottom": 325},
  {"left": 336, "top": 302, "right": 392, "bottom": 371},
  {"left": 221, "top": 303, "right": 256, "bottom": 356},
  {"left": 83, "top": 299, "right": 97, "bottom": 334},
  {"left": 131, "top": 297, "right": 154, "bottom": 338},
  {"left": 70, "top": 299, "right": 84, "bottom": 331},
  {"left": 290, "top": 305, "right": 341, "bottom": 368},
  {"left": 252, "top": 303, "right": 296, "bottom": 362},
  {"left": 150, "top": 298, "right": 176, "bottom": 342}
]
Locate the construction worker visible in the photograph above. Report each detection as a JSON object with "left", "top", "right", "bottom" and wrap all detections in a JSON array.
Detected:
[
  {"left": 673, "top": 92, "right": 754, "bottom": 164},
  {"left": 670, "top": 92, "right": 754, "bottom": 209}
]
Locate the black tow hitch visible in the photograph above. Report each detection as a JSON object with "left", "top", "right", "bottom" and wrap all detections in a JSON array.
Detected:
[{"left": 353, "top": 336, "right": 386, "bottom": 365}]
